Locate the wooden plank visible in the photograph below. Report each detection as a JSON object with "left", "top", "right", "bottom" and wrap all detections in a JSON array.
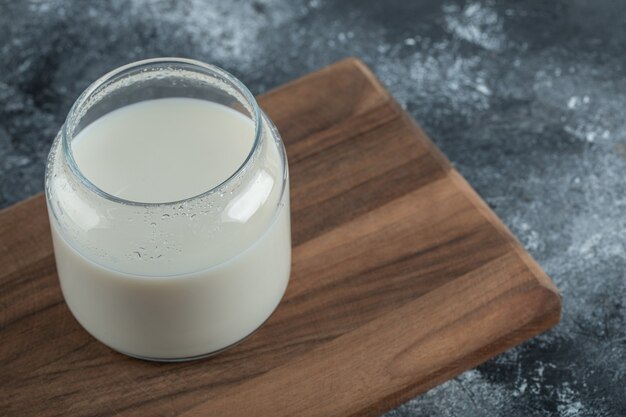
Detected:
[{"left": 0, "top": 58, "right": 560, "bottom": 417}]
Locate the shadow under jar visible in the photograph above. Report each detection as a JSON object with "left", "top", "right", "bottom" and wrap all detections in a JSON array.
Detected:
[{"left": 45, "top": 58, "right": 291, "bottom": 361}]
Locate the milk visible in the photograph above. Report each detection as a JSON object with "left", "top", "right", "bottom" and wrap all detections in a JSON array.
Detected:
[{"left": 49, "top": 98, "right": 291, "bottom": 359}]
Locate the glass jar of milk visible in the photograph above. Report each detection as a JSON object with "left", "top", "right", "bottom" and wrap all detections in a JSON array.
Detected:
[{"left": 45, "top": 58, "right": 291, "bottom": 361}]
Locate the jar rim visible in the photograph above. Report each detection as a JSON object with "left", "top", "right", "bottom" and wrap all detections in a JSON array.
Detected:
[{"left": 61, "top": 57, "right": 263, "bottom": 207}]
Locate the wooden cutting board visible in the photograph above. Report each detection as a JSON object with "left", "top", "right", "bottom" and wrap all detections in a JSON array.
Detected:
[{"left": 0, "top": 58, "right": 560, "bottom": 417}]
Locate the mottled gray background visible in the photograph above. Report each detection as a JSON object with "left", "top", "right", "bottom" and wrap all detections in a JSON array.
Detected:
[{"left": 1, "top": 0, "right": 625, "bottom": 416}]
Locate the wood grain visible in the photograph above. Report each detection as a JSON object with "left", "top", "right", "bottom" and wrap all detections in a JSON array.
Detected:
[{"left": 0, "top": 58, "right": 560, "bottom": 417}]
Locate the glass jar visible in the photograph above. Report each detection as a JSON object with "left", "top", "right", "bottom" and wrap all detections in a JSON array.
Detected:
[{"left": 45, "top": 58, "right": 291, "bottom": 361}]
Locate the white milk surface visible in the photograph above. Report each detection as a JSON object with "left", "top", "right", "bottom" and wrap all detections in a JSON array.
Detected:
[
  {"left": 50, "top": 98, "right": 291, "bottom": 359},
  {"left": 72, "top": 99, "right": 255, "bottom": 203}
]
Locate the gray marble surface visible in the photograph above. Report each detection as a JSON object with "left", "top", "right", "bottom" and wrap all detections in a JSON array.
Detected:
[{"left": 1, "top": 1, "right": 625, "bottom": 416}]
